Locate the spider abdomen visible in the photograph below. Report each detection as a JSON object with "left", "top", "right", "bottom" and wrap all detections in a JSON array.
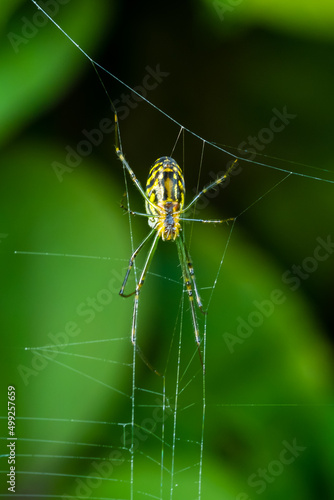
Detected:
[{"left": 145, "top": 156, "right": 185, "bottom": 241}]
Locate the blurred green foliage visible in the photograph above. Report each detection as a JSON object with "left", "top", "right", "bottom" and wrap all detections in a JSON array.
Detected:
[{"left": 1, "top": 0, "right": 334, "bottom": 498}]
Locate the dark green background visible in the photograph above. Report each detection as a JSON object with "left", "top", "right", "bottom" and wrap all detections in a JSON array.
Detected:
[{"left": 1, "top": 0, "right": 334, "bottom": 498}]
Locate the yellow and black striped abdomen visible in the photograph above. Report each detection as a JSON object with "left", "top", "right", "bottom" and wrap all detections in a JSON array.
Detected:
[{"left": 145, "top": 156, "right": 185, "bottom": 241}]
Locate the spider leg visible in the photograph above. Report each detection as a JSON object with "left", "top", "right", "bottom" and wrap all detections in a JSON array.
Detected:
[
  {"left": 90, "top": 68, "right": 150, "bottom": 206},
  {"left": 120, "top": 228, "right": 161, "bottom": 374},
  {"left": 130, "top": 231, "right": 160, "bottom": 343},
  {"left": 130, "top": 231, "right": 161, "bottom": 375},
  {"left": 181, "top": 216, "right": 235, "bottom": 224},
  {"left": 113, "top": 113, "right": 158, "bottom": 213},
  {"left": 176, "top": 234, "right": 205, "bottom": 371},
  {"left": 119, "top": 228, "right": 156, "bottom": 298},
  {"left": 183, "top": 158, "right": 239, "bottom": 213},
  {"left": 176, "top": 235, "right": 200, "bottom": 343},
  {"left": 175, "top": 235, "right": 203, "bottom": 346},
  {"left": 120, "top": 203, "right": 153, "bottom": 218},
  {"left": 179, "top": 231, "right": 206, "bottom": 315}
]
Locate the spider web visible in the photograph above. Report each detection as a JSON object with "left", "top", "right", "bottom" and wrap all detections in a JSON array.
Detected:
[{"left": 1, "top": 1, "right": 334, "bottom": 499}]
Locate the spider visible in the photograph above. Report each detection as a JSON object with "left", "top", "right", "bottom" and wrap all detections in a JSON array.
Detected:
[{"left": 114, "top": 112, "right": 238, "bottom": 373}]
